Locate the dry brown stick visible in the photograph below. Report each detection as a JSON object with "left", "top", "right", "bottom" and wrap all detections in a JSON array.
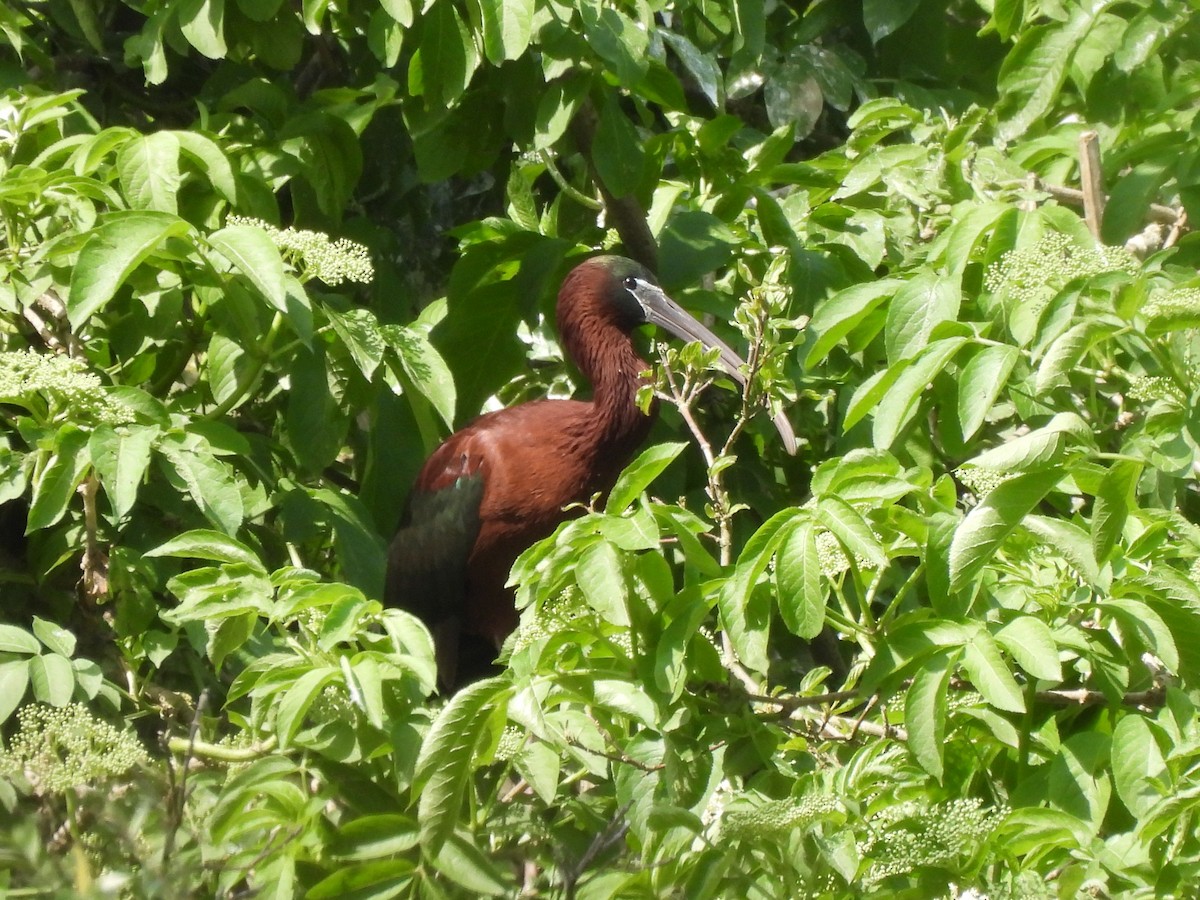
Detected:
[
  {"left": 1035, "top": 179, "right": 1182, "bottom": 226},
  {"left": 1078, "top": 131, "right": 1106, "bottom": 239}
]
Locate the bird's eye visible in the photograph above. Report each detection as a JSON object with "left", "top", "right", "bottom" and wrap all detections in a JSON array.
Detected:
[{"left": 623, "top": 276, "right": 639, "bottom": 290}]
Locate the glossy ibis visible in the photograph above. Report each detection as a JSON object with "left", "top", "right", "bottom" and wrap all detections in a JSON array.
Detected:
[{"left": 385, "top": 255, "right": 796, "bottom": 688}]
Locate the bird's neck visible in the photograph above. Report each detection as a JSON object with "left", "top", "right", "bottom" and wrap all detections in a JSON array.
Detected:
[{"left": 566, "top": 317, "right": 656, "bottom": 453}]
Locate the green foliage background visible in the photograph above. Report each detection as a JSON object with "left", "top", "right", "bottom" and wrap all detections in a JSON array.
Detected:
[{"left": 2, "top": 0, "right": 1200, "bottom": 896}]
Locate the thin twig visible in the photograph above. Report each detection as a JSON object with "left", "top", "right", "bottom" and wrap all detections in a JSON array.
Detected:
[
  {"left": 561, "top": 801, "right": 633, "bottom": 900},
  {"left": 1033, "top": 178, "right": 1182, "bottom": 225}
]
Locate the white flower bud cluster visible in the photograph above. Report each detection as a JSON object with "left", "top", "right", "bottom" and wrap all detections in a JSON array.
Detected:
[
  {"left": 984, "top": 232, "right": 1138, "bottom": 308},
  {"left": 494, "top": 725, "right": 525, "bottom": 762},
  {"left": 226, "top": 216, "right": 374, "bottom": 286},
  {"left": 815, "top": 528, "right": 883, "bottom": 577},
  {"left": 1142, "top": 287, "right": 1200, "bottom": 326},
  {"left": 955, "top": 464, "right": 1013, "bottom": 497},
  {"left": 509, "top": 588, "right": 591, "bottom": 653},
  {"left": 723, "top": 794, "right": 839, "bottom": 839},
  {"left": 0, "top": 703, "right": 147, "bottom": 796},
  {"left": 0, "top": 350, "right": 134, "bottom": 425},
  {"left": 1126, "top": 374, "right": 1183, "bottom": 404},
  {"left": 858, "top": 798, "right": 1008, "bottom": 885}
]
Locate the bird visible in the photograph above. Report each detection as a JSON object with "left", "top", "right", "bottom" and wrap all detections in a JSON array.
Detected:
[{"left": 385, "top": 255, "right": 796, "bottom": 689}]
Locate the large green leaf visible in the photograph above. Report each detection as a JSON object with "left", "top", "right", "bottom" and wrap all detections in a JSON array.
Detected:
[
  {"left": 804, "top": 278, "right": 900, "bottom": 368},
  {"left": 27, "top": 425, "right": 90, "bottom": 532},
  {"left": 961, "top": 627, "right": 1025, "bottom": 713},
  {"left": 774, "top": 520, "right": 825, "bottom": 639},
  {"left": 997, "top": 4, "right": 1111, "bottom": 141},
  {"left": 884, "top": 269, "right": 961, "bottom": 364},
  {"left": 117, "top": 132, "right": 182, "bottom": 213},
  {"left": 413, "top": 677, "right": 511, "bottom": 848},
  {"left": 995, "top": 615, "right": 1062, "bottom": 683},
  {"left": 592, "top": 93, "right": 645, "bottom": 200},
  {"left": 873, "top": 337, "right": 967, "bottom": 449},
  {"left": 68, "top": 211, "right": 192, "bottom": 329},
  {"left": 1111, "top": 715, "right": 1169, "bottom": 818},
  {"left": 89, "top": 425, "right": 158, "bottom": 521},
  {"left": 949, "top": 468, "right": 1063, "bottom": 594},
  {"left": 206, "top": 224, "right": 288, "bottom": 313},
  {"left": 477, "top": 0, "right": 534, "bottom": 64},
  {"left": 606, "top": 442, "right": 686, "bottom": 515},
  {"left": 957, "top": 344, "right": 1019, "bottom": 441},
  {"left": 904, "top": 648, "right": 956, "bottom": 780},
  {"left": 418, "top": 0, "right": 478, "bottom": 107}
]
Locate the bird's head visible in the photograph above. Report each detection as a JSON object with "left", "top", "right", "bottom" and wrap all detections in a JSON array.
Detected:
[{"left": 559, "top": 255, "right": 797, "bottom": 454}]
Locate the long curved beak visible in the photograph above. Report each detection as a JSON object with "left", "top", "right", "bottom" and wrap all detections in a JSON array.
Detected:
[{"left": 630, "top": 281, "right": 798, "bottom": 456}]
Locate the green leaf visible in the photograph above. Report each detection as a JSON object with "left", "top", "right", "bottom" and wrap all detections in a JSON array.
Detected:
[
  {"left": 1023, "top": 514, "right": 1105, "bottom": 590},
  {"left": 68, "top": 211, "right": 191, "bottom": 329},
  {"left": 156, "top": 439, "right": 245, "bottom": 535},
  {"left": 957, "top": 344, "right": 1019, "bottom": 441},
  {"left": 432, "top": 832, "right": 512, "bottom": 895},
  {"left": 533, "top": 74, "right": 589, "bottom": 150},
  {"left": 1035, "top": 320, "right": 1114, "bottom": 394},
  {"left": 307, "top": 860, "right": 414, "bottom": 899},
  {"left": 775, "top": 521, "right": 825, "bottom": 638},
  {"left": 29, "top": 653, "right": 75, "bottom": 706},
  {"left": 949, "top": 468, "right": 1062, "bottom": 594},
  {"left": 873, "top": 337, "right": 967, "bottom": 449},
  {"left": 207, "top": 225, "right": 288, "bottom": 313},
  {"left": 0, "top": 660, "right": 29, "bottom": 724},
  {"left": 208, "top": 612, "right": 256, "bottom": 672},
  {"left": 27, "top": 425, "right": 90, "bottom": 533},
  {"left": 276, "top": 666, "right": 340, "bottom": 749},
  {"left": 996, "top": 615, "right": 1062, "bottom": 682},
  {"left": 179, "top": 0, "right": 228, "bottom": 59},
  {"left": 387, "top": 325, "right": 457, "bottom": 431},
  {"left": 961, "top": 627, "right": 1025, "bottom": 713},
  {"left": 478, "top": 0, "right": 534, "bottom": 64},
  {"left": 592, "top": 94, "right": 645, "bottom": 199},
  {"left": 117, "top": 132, "right": 182, "bottom": 213},
  {"left": 32, "top": 617, "right": 76, "bottom": 658},
  {"left": 966, "top": 412, "right": 1091, "bottom": 472},
  {"left": 1048, "top": 733, "right": 1112, "bottom": 832},
  {"left": 577, "top": 541, "right": 629, "bottom": 626},
  {"left": 606, "top": 442, "right": 686, "bottom": 515},
  {"left": 378, "top": 0, "right": 412, "bottom": 27},
  {"left": 885, "top": 269, "right": 961, "bottom": 364},
  {"left": 905, "top": 648, "right": 955, "bottom": 780},
  {"left": 805, "top": 278, "right": 900, "bottom": 368},
  {"left": 414, "top": 677, "right": 512, "bottom": 848},
  {"left": 515, "top": 740, "right": 562, "bottom": 805},
  {"left": 146, "top": 529, "right": 266, "bottom": 572},
  {"left": 1100, "top": 598, "right": 1180, "bottom": 675},
  {"left": 1111, "top": 715, "right": 1168, "bottom": 818},
  {"left": 0, "top": 625, "right": 40, "bottom": 655},
  {"left": 815, "top": 496, "right": 887, "bottom": 569},
  {"left": 89, "top": 425, "right": 158, "bottom": 521},
  {"left": 329, "top": 814, "right": 420, "bottom": 861},
  {"left": 718, "top": 510, "right": 801, "bottom": 673},
  {"left": 287, "top": 345, "right": 346, "bottom": 474},
  {"left": 176, "top": 130, "right": 238, "bottom": 202},
  {"left": 278, "top": 112, "right": 364, "bottom": 217},
  {"left": 206, "top": 331, "right": 250, "bottom": 409},
  {"left": 420, "top": 0, "right": 478, "bottom": 107},
  {"left": 1092, "top": 460, "right": 1140, "bottom": 564},
  {"left": 862, "top": 0, "right": 921, "bottom": 43},
  {"left": 997, "top": 7, "right": 1107, "bottom": 141},
  {"left": 580, "top": 4, "right": 647, "bottom": 88}
]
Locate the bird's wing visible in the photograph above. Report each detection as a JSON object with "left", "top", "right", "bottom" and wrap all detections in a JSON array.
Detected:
[{"left": 385, "top": 446, "right": 485, "bottom": 688}]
